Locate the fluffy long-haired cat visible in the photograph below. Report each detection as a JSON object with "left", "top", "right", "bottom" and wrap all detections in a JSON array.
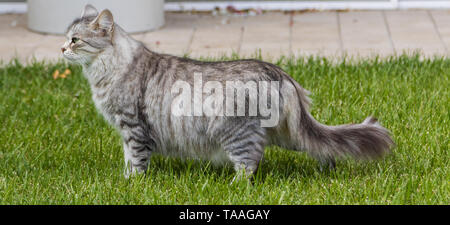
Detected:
[{"left": 62, "top": 5, "right": 393, "bottom": 179}]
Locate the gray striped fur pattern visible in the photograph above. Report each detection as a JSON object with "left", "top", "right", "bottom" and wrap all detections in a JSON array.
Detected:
[{"left": 62, "top": 5, "right": 394, "bottom": 179}]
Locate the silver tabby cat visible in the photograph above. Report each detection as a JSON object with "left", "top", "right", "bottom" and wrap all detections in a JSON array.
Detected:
[{"left": 62, "top": 5, "right": 393, "bottom": 179}]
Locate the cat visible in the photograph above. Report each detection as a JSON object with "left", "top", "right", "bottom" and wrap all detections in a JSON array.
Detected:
[{"left": 62, "top": 4, "right": 393, "bottom": 179}]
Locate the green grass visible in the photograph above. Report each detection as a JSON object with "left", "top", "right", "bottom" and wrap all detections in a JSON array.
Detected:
[{"left": 0, "top": 55, "right": 448, "bottom": 204}]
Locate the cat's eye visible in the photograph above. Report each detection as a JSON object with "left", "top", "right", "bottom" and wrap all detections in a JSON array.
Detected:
[{"left": 71, "top": 37, "right": 80, "bottom": 43}]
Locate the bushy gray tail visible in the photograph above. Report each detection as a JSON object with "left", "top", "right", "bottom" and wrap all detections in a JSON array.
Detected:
[
  {"left": 299, "top": 112, "right": 394, "bottom": 160},
  {"left": 288, "top": 78, "right": 394, "bottom": 161}
]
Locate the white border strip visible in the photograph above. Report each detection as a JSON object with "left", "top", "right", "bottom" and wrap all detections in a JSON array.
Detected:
[
  {"left": 165, "top": 1, "right": 450, "bottom": 11},
  {"left": 1, "top": 1, "right": 450, "bottom": 14},
  {"left": 398, "top": 1, "right": 450, "bottom": 9},
  {"left": 0, "top": 3, "right": 27, "bottom": 14},
  {"left": 165, "top": 1, "right": 395, "bottom": 11}
]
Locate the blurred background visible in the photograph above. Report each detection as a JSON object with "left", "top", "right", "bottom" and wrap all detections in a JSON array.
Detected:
[{"left": 0, "top": 0, "right": 449, "bottom": 62}]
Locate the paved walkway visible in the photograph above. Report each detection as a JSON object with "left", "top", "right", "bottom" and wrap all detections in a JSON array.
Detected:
[{"left": 1, "top": 10, "right": 450, "bottom": 63}]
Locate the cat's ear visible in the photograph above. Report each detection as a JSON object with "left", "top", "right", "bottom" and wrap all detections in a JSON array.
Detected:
[
  {"left": 81, "top": 4, "right": 98, "bottom": 18},
  {"left": 90, "top": 9, "right": 114, "bottom": 33}
]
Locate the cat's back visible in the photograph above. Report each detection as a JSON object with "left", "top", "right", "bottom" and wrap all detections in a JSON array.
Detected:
[{"left": 142, "top": 48, "right": 284, "bottom": 79}]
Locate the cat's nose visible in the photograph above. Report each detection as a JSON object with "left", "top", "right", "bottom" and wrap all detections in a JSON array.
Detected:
[{"left": 61, "top": 47, "right": 66, "bottom": 53}]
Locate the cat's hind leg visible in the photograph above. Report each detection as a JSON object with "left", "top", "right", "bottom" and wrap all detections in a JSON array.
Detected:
[
  {"left": 319, "top": 157, "right": 336, "bottom": 172},
  {"left": 220, "top": 123, "right": 266, "bottom": 182}
]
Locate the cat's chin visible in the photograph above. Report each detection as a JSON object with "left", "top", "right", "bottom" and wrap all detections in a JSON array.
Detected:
[
  {"left": 62, "top": 54, "right": 75, "bottom": 61},
  {"left": 64, "top": 59, "right": 80, "bottom": 65},
  {"left": 62, "top": 55, "right": 84, "bottom": 65}
]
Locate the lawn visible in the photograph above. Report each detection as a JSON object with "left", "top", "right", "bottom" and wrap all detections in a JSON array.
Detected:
[{"left": 0, "top": 55, "right": 448, "bottom": 204}]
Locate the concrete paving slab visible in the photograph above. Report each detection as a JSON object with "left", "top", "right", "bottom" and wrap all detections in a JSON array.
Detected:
[
  {"left": 429, "top": 10, "right": 450, "bottom": 53},
  {"left": 131, "top": 33, "right": 147, "bottom": 42},
  {"left": 0, "top": 23, "right": 45, "bottom": 63},
  {"left": 339, "top": 11, "right": 394, "bottom": 57},
  {"left": 141, "top": 28, "right": 194, "bottom": 56},
  {"left": 188, "top": 26, "right": 242, "bottom": 58},
  {"left": 385, "top": 10, "right": 447, "bottom": 56},
  {"left": 164, "top": 12, "right": 202, "bottom": 30},
  {"left": 1, "top": 11, "right": 450, "bottom": 63},
  {"left": 241, "top": 12, "right": 291, "bottom": 60},
  {"left": 32, "top": 35, "right": 65, "bottom": 62},
  {"left": 0, "top": 13, "right": 27, "bottom": 35},
  {"left": 188, "top": 15, "right": 244, "bottom": 58},
  {"left": 291, "top": 12, "right": 341, "bottom": 58}
]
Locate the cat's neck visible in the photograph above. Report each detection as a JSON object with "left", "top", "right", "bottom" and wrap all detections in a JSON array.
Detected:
[{"left": 82, "top": 25, "right": 141, "bottom": 87}]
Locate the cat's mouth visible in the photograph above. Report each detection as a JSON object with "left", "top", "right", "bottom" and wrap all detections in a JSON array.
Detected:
[
  {"left": 62, "top": 51, "right": 80, "bottom": 63},
  {"left": 62, "top": 52, "right": 74, "bottom": 60}
]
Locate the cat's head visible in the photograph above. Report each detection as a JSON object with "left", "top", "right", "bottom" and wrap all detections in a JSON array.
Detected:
[{"left": 62, "top": 5, "right": 114, "bottom": 64}]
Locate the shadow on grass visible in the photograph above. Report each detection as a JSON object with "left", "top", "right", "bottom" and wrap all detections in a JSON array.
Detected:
[
  {"left": 142, "top": 148, "right": 385, "bottom": 184},
  {"left": 147, "top": 146, "right": 392, "bottom": 186}
]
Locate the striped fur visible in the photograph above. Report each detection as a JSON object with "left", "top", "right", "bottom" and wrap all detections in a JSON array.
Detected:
[{"left": 63, "top": 5, "right": 394, "bottom": 179}]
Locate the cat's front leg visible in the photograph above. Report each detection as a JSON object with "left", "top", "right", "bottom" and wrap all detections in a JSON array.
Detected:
[{"left": 121, "top": 127, "right": 154, "bottom": 178}]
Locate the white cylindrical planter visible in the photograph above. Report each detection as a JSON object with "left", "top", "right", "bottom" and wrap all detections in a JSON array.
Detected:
[{"left": 27, "top": 0, "right": 164, "bottom": 34}]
